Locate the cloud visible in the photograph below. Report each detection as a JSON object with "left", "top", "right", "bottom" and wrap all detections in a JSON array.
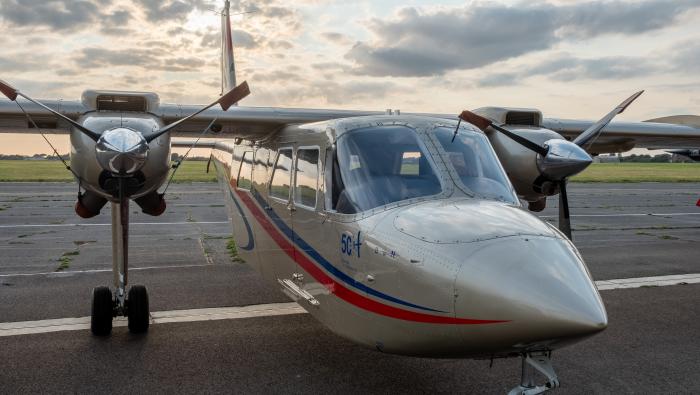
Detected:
[
  {"left": 107, "top": 10, "right": 132, "bottom": 25},
  {"left": 672, "top": 41, "right": 700, "bottom": 73},
  {"left": 77, "top": 48, "right": 162, "bottom": 68},
  {"left": 476, "top": 54, "right": 660, "bottom": 87},
  {"left": 233, "top": 29, "right": 260, "bottom": 49},
  {"left": 134, "top": 0, "right": 213, "bottom": 22},
  {"left": 75, "top": 47, "right": 206, "bottom": 72},
  {"left": 253, "top": 78, "right": 398, "bottom": 106},
  {"left": 346, "top": 1, "right": 700, "bottom": 77},
  {"left": 200, "top": 27, "right": 260, "bottom": 49},
  {"left": 0, "top": 0, "right": 106, "bottom": 31},
  {"left": 321, "top": 32, "right": 351, "bottom": 44},
  {"left": 557, "top": 1, "right": 700, "bottom": 38}
]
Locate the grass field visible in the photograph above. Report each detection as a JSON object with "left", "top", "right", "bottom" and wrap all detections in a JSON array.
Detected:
[
  {"left": 1, "top": 160, "right": 699, "bottom": 183},
  {"left": 570, "top": 163, "right": 700, "bottom": 183},
  {"left": 0, "top": 160, "right": 216, "bottom": 182}
]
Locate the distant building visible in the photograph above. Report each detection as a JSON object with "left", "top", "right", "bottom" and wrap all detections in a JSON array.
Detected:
[{"left": 593, "top": 154, "right": 620, "bottom": 163}]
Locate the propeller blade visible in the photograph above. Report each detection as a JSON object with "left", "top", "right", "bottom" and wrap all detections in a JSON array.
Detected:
[
  {"left": 573, "top": 90, "right": 644, "bottom": 151},
  {"left": 0, "top": 78, "right": 18, "bottom": 101},
  {"left": 558, "top": 180, "right": 572, "bottom": 239},
  {"left": 0, "top": 79, "right": 101, "bottom": 141},
  {"left": 146, "top": 81, "right": 250, "bottom": 143},
  {"left": 459, "top": 110, "right": 548, "bottom": 156}
]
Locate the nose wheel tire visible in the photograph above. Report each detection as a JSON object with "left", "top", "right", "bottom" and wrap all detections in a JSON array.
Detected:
[
  {"left": 91, "top": 286, "right": 114, "bottom": 336},
  {"left": 127, "top": 285, "right": 150, "bottom": 334}
]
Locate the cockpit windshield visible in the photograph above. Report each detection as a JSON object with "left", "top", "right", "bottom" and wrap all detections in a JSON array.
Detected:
[
  {"left": 433, "top": 127, "right": 518, "bottom": 204},
  {"left": 333, "top": 126, "right": 442, "bottom": 214}
]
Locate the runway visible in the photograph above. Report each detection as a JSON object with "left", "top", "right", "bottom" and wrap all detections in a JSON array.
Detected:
[{"left": 1, "top": 182, "right": 699, "bottom": 393}]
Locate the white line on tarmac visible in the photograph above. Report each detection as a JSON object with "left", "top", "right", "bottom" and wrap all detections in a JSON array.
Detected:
[
  {"left": 1, "top": 273, "right": 698, "bottom": 337},
  {"left": 0, "top": 303, "right": 306, "bottom": 337},
  {"left": 594, "top": 273, "right": 700, "bottom": 290},
  {"left": 0, "top": 263, "right": 218, "bottom": 278},
  {"left": 539, "top": 212, "right": 700, "bottom": 219},
  {"left": 0, "top": 221, "right": 228, "bottom": 229}
]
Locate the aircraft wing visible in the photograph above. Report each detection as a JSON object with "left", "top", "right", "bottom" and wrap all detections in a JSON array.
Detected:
[
  {"left": 0, "top": 98, "right": 445, "bottom": 140},
  {"left": 0, "top": 98, "right": 388, "bottom": 139},
  {"left": 4, "top": 96, "right": 700, "bottom": 154},
  {"left": 541, "top": 116, "right": 700, "bottom": 153},
  {"left": 0, "top": 99, "right": 85, "bottom": 133},
  {"left": 155, "top": 104, "right": 385, "bottom": 139}
]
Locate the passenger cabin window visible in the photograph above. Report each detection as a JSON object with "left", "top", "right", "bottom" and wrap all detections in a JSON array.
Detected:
[
  {"left": 270, "top": 149, "right": 293, "bottom": 200},
  {"left": 237, "top": 151, "right": 253, "bottom": 190},
  {"left": 333, "top": 126, "right": 442, "bottom": 214},
  {"left": 294, "top": 148, "right": 319, "bottom": 208}
]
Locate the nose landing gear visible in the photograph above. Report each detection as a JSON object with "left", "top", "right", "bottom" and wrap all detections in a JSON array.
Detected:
[
  {"left": 90, "top": 285, "right": 150, "bottom": 336},
  {"left": 508, "top": 352, "right": 560, "bottom": 395},
  {"left": 90, "top": 192, "right": 150, "bottom": 336}
]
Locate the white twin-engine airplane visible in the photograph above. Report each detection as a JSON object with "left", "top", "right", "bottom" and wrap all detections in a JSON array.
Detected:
[{"left": 2, "top": 2, "right": 700, "bottom": 393}]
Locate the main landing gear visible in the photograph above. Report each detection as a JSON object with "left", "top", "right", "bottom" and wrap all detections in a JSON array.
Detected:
[
  {"left": 508, "top": 352, "right": 560, "bottom": 395},
  {"left": 90, "top": 190, "right": 150, "bottom": 336}
]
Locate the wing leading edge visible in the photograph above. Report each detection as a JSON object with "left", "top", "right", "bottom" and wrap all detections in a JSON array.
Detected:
[
  {"left": 542, "top": 117, "right": 700, "bottom": 152},
  {"left": 0, "top": 97, "right": 386, "bottom": 140}
]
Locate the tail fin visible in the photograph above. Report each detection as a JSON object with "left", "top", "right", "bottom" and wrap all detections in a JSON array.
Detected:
[{"left": 221, "top": 0, "right": 236, "bottom": 97}]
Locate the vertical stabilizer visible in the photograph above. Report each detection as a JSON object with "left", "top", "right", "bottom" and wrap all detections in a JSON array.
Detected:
[{"left": 221, "top": 0, "right": 236, "bottom": 96}]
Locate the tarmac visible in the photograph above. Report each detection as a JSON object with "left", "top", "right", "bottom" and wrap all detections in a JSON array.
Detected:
[{"left": 1, "top": 182, "right": 699, "bottom": 394}]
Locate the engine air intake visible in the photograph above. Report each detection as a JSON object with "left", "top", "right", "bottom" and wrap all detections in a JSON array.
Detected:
[
  {"left": 96, "top": 95, "right": 147, "bottom": 112},
  {"left": 506, "top": 111, "right": 539, "bottom": 126}
]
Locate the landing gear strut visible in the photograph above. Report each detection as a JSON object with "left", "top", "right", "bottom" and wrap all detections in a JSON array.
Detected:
[
  {"left": 508, "top": 352, "right": 560, "bottom": 395},
  {"left": 90, "top": 186, "right": 150, "bottom": 335}
]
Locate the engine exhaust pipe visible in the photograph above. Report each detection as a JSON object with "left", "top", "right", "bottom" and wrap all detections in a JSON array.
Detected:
[
  {"left": 134, "top": 191, "right": 166, "bottom": 216},
  {"left": 75, "top": 191, "right": 108, "bottom": 218}
]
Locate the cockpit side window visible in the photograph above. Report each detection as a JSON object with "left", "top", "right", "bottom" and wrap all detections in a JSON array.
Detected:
[
  {"left": 433, "top": 127, "right": 518, "bottom": 204},
  {"left": 333, "top": 125, "right": 442, "bottom": 214}
]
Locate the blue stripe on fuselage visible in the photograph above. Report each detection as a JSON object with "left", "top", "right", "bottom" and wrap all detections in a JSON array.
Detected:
[
  {"left": 247, "top": 188, "right": 445, "bottom": 313},
  {"left": 228, "top": 187, "right": 255, "bottom": 251}
]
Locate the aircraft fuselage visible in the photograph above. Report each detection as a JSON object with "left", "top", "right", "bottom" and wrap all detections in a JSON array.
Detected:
[{"left": 210, "top": 115, "right": 607, "bottom": 358}]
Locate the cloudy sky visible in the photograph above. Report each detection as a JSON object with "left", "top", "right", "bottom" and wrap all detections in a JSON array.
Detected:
[{"left": 1, "top": 0, "right": 699, "bottom": 154}]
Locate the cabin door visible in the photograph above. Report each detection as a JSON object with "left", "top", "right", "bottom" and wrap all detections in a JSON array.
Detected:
[
  {"left": 266, "top": 147, "right": 298, "bottom": 282},
  {"left": 288, "top": 145, "right": 328, "bottom": 306}
]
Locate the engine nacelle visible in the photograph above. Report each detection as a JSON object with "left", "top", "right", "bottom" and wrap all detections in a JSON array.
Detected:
[{"left": 487, "top": 126, "right": 570, "bottom": 203}]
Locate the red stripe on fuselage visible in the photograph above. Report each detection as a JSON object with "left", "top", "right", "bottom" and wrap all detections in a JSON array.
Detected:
[{"left": 231, "top": 181, "right": 506, "bottom": 325}]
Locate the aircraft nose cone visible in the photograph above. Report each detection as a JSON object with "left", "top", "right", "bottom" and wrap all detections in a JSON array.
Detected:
[{"left": 455, "top": 235, "right": 607, "bottom": 349}]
